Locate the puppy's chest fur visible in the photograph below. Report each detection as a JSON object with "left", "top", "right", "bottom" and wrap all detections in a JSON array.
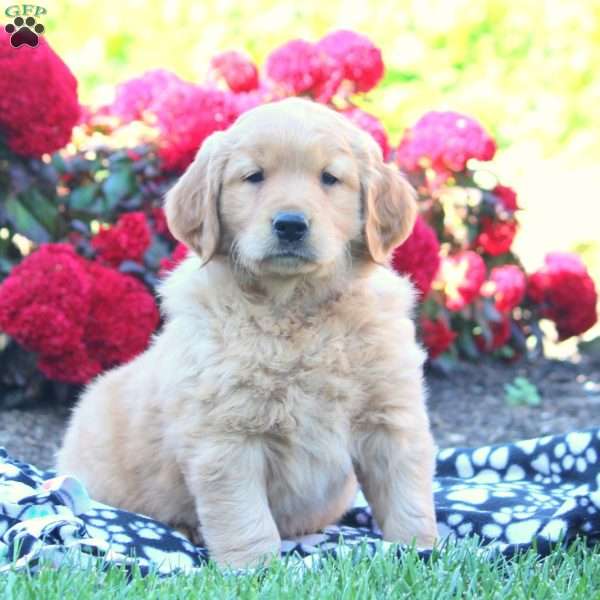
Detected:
[{"left": 200, "top": 299, "right": 368, "bottom": 437}]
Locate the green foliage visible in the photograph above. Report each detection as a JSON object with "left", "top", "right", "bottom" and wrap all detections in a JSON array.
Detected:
[
  {"left": 0, "top": 143, "right": 171, "bottom": 277},
  {"left": 1, "top": 538, "right": 599, "bottom": 599},
  {"left": 578, "top": 336, "right": 600, "bottom": 364},
  {"left": 504, "top": 376, "right": 542, "bottom": 407}
]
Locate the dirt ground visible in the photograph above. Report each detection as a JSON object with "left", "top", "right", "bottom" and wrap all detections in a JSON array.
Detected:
[
  {"left": 426, "top": 355, "right": 600, "bottom": 447},
  {"left": 0, "top": 356, "right": 598, "bottom": 470}
]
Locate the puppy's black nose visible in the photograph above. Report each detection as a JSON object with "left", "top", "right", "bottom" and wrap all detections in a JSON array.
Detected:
[{"left": 272, "top": 212, "right": 308, "bottom": 243}]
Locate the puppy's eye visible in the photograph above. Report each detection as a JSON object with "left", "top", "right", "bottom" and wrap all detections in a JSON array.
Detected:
[
  {"left": 244, "top": 171, "right": 264, "bottom": 183},
  {"left": 321, "top": 171, "right": 339, "bottom": 186}
]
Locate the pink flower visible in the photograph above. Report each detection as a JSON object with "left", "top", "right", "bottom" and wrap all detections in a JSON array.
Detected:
[
  {"left": 265, "top": 39, "right": 336, "bottom": 98},
  {"left": 438, "top": 251, "right": 487, "bottom": 311},
  {"left": 210, "top": 51, "right": 259, "bottom": 93},
  {"left": 317, "top": 30, "right": 384, "bottom": 93},
  {"left": 391, "top": 216, "right": 441, "bottom": 298},
  {"left": 396, "top": 111, "right": 496, "bottom": 180},
  {"left": 107, "top": 74, "right": 239, "bottom": 171},
  {"left": 230, "top": 83, "right": 281, "bottom": 115},
  {"left": 342, "top": 107, "right": 391, "bottom": 160},
  {"left": 482, "top": 265, "right": 526, "bottom": 313},
  {"left": 150, "top": 82, "right": 238, "bottom": 172},
  {"left": 111, "top": 69, "right": 185, "bottom": 122}
]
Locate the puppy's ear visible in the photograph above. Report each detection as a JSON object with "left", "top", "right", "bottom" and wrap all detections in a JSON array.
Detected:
[
  {"left": 363, "top": 162, "right": 417, "bottom": 264},
  {"left": 164, "top": 131, "right": 228, "bottom": 264}
]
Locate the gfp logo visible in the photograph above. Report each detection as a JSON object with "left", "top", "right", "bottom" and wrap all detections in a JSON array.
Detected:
[{"left": 4, "top": 4, "right": 46, "bottom": 48}]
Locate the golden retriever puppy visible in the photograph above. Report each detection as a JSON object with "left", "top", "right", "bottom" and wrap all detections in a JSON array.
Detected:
[{"left": 57, "top": 98, "right": 438, "bottom": 568}]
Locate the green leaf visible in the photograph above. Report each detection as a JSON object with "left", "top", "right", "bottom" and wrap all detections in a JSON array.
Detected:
[
  {"left": 18, "top": 189, "right": 60, "bottom": 238},
  {"left": 144, "top": 235, "right": 171, "bottom": 270},
  {"left": 4, "top": 195, "right": 50, "bottom": 243},
  {"left": 51, "top": 152, "right": 67, "bottom": 172},
  {"left": 102, "top": 168, "right": 135, "bottom": 210},
  {"left": 457, "top": 329, "right": 480, "bottom": 360},
  {"left": 504, "top": 377, "right": 541, "bottom": 407},
  {"left": 482, "top": 299, "right": 503, "bottom": 323},
  {"left": 0, "top": 255, "right": 16, "bottom": 276},
  {"left": 578, "top": 336, "right": 600, "bottom": 361},
  {"left": 430, "top": 353, "right": 457, "bottom": 375},
  {"left": 68, "top": 184, "right": 98, "bottom": 212}
]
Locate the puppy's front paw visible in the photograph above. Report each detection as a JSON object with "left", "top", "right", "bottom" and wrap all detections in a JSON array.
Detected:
[
  {"left": 383, "top": 516, "right": 438, "bottom": 549},
  {"left": 211, "top": 534, "right": 281, "bottom": 569}
]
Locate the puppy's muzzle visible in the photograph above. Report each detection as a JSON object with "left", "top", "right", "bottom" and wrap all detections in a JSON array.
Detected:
[{"left": 272, "top": 212, "right": 309, "bottom": 244}]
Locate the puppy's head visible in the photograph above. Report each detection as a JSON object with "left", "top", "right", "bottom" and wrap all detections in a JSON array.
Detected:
[{"left": 165, "top": 98, "right": 416, "bottom": 280}]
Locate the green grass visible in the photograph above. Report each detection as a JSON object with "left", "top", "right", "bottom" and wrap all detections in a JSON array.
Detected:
[{"left": 1, "top": 538, "right": 599, "bottom": 599}]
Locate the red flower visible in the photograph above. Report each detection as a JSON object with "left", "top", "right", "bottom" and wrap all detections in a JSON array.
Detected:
[
  {"left": 265, "top": 39, "right": 337, "bottom": 98},
  {"left": 476, "top": 218, "right": 518, "bottom": 256},
  {"left": 438, "top": 251, "right": 487, "bottom": 311},
  {"left": 150, "top": 82, "right": 238, "bottom": 172},
  {"left": 159, "top": 243, "right": 189, "bottom": 275},
  {"left": 493, "top": 184, "right": 519, "bottom": 212},
  {"left": 83, "top": 262, "right": 160, "bottom": 367},
  {"left": 482, "top": 265, "right": 526, "bottom": 313},
  {"left": 317, "top": 30, "right": 384, "bottom": 93},
  {"left": 110, "top": 69, "right": 185, "bottom": 122},
  {"left": 38, "top": 344, "right": 102, "bottom": 384},
  {"left": 0, "top": 244, "right": 91, "bottom": 357},
  {"left": 92, "top": 212, "right": 151, "bottom": 267},
  {"left": 391, "top": 216, "right": 441, "bottom": 298},
  {"left": 396, "top": 111, "right": 496, "bottom": 180},
  {"left": 342, "top": 107, "right": 391, "bottom": 160},
  {"left": 527, "top": 252, "right": 598, "bottom": 340},
  {"left": 0, "top": 244, "right": 159, "bottom": 384},
  {"left": 421, "top": 317, "right": 456, "bottom": 358},
  {"left": 475, "top": 316, "right": 512, "bottom": 352},
  {"left": 0, "top": 36, "right": 79, "bottom": 157},
  {"left": 210, "top": 51, "right": 259, "bottom": 93}
]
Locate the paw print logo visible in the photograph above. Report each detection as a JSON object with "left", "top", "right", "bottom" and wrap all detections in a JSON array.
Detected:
[{"left": 5, "top": 16, "right": 45, "bottom": 48}]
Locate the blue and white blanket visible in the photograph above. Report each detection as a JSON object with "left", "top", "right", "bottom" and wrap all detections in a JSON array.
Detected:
[{"left": 1, "top": 429, "right": 599, "bottom": 574}]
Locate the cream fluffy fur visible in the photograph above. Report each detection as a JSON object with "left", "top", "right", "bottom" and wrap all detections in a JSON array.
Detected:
[{"left": 57, "top": 98, "right": 438, "bottom": 568}]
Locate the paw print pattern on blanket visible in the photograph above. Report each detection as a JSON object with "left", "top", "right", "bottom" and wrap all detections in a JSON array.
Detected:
[{"left": 1, "top": 430, "right": 599, "bottom": 575}]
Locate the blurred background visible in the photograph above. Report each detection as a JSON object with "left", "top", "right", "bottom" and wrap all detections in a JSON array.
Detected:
[{"left": 39, "top": 0, "right": 600, "bottom": 348}]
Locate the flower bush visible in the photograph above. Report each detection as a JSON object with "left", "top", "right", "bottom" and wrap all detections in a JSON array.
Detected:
[{"left": 0, "top": 30, "right": 597, "bottom": 405}]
